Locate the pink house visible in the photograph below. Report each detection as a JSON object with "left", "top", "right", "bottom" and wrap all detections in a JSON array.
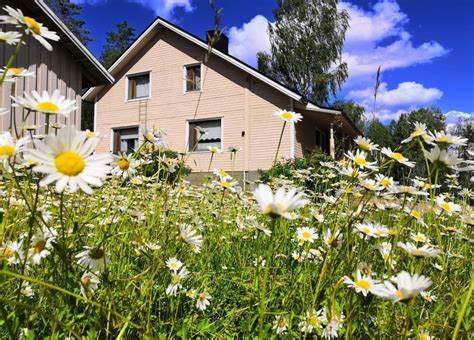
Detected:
[{"left": 83, "top": 17, "right": 359, "bottom": 175}]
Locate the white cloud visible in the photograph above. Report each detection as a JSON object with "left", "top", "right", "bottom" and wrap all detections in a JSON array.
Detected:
[
  {"left": 348, "top": 81, "right": 443, "bottom": 107},
  {"left": 445, "top": 110, "right": 474, "bottom": 124},
  {"left": 228, "top": 15, "right": 271, "bottom": 66},
  {"left": 340, "top": 0, "right": 450, "bottom": 79},
  {"left": 71, "top": 0, "right": 194, "bottom": 19}
]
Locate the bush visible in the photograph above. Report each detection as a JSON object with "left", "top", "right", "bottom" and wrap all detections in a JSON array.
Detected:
[{"left": 141, "top": 148, "right": 191, "bottom": 182}]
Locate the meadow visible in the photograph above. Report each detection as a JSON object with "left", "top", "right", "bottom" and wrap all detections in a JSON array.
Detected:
[{"left": 1, "top": 5, "right": 473, "bottom": 339}]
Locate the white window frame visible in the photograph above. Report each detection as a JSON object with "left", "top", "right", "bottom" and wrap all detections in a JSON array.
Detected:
[
  {"left": 186, "top": 117, "right": 223, "bottom": 153},
  {"left": 125, "top": 71, "right": 151, "bottom": 102},
  {"left": 183, "top": 63, "right": 203, "bottom": 94},
  {"left": 110, "top": 125, "right": 140, "bottom": 153}
]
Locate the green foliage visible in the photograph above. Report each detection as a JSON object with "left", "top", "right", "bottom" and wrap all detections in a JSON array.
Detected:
[
  {"left": 46, "top": 0, "right": 91, "bottom": 45},
  {"left": 99, "top": 21, "right": 136, "bottom": 68},
  {"left": 333, "top": 99, "right": 366, "bottom": 132},
  {"left": 140, "top": 148, "right": 191, "bottom": 182},
  {"left": 260, "top": 148, "right": 335, "bottom": 192},
  {"left": 257, "top": 0, "right": 349, "bottom": 105}
]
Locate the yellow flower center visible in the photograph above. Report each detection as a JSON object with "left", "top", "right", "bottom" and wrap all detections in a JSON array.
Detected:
[
  {"left": 411, "top": 210, "right": 422, "bottom": 219},
  {"left": 55, "top": 151, "right": 85, "bottom": 176},
  {"left": 301, "top": 231, "right": 312, "bottom": 239},
  {"left": 278, "top": 318, "right": 286, "bottom": 328},
  {"left": 275, "top": 202, "right": 286, "bottom": 213},
  {"left": 380, "top": 179, "right": 391, "bottom": 187},
  {"left": 414, "top": 235, "right": 425, "bottom": 242},
  {"left": 308, "top": 315, "right": 320, "bottom": 327},
  {"left": 24, "top": 16, "right": 42, "bottom": 35},
  {"left": 395, "top": 290, "right": 406, "bottom": 299},
  {"left": 262, "top": 204, "right": 272, "bottom": 215},
  {"left": 170, "top": 262, "right": 178, "bottom": 269},
  {"left": 118, "top": 158, "right": 130, "bottom": 170},
  {"left": 355, "top": 279, "right": 372, "bottom": 289},
  {"left": 362, "top": 227, "right": 371, "bottom": 234},
  {"left": 392, "top": 152, "right": 404, "bottom": 161},
  {"left": 437, "top": 135, "right": 450, "bottom": 143},
  {"left": 220, "top": 181, "right": 230, "bottom": 188},
  {"left": 36, "top": 101, "right": 60, "bottom": 113},
  {"left": 86, "top": 131, "right": 97, "bottom": 137},
  {"left": 8, "top": 67, "right": 22, "bottom": 75},
  {"left": 0, "top": 145, "right": 15, "bottom": 157},
  {"left": 281, "top": 111, "right": 293, "bottom": 120},
  {"left": 440, "top": 202, "right": 452, "bottom": 212},
  {"left": 210, "top": 147, "right": 218, "bottom": 153},
  {"left": 420, "top": 335, "right": 429, "bottom": 340},
  {"left": 34, "top": 240, "right": 46, "bottom": 254},
  {"left": 411, "top": 129, "right": 423, "bottom": 137},
  {"left": 171, "top": 274, "right": 181, "bottom": 285},
  {"left": 355, "top": 157, "right": 367, "bottom": 166},
  {"left": 218, "top": 170, "right": 228, "bottom": 177},
  {"left": 388, "top": 229, "right": 398, "bottom": 235},
  {"left": 2, "top": 246, "right": 13, "bottom": 258},
  {"left": 383, "top": 254, "right": 390, "bottom": 261},
  {"left": 359, "top": 142, "right": 370, "bottom": 150},
  {"left": 199, "top": 293, "right": 207, "bottom": 300},
  {"left": 82, "top": 275, "right": 92, "bottom": 287}
]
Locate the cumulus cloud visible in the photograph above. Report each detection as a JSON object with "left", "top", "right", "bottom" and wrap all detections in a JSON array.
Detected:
[
  {"left": 348, "top": 81, "right": 443, "bottom": 107},
  {"left": 228, "top": 15, "right": 271, "bottom": 66},
  {"left": 340, "top": 0, "right": 450, "bottom": 80},
  {"left": 71, "top": 0, "right": 194, "bottom": 19},
  {"left": 445, "top": 110, "right": 473, "bottom": 124}
]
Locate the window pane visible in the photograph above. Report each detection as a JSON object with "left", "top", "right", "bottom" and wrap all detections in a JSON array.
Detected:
[
  {"left": 128, "top": 74, "right": 150, "bottom": 99},
  {"left": 186, "top": 65, "right": 201, "bottom": 91},
  {"left": 114, "top": 127, "right": 139, "bottom": 153},
  {"left": 188, "top": 119, "right": 221, "bottom": 151}
]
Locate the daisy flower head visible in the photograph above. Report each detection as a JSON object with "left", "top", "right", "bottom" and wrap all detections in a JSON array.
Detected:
[
  {"left": 274, "top": 109, "right": 303, "bottom": 123},
  {"left": 381, "top": 147, "right": 415, "bottom": 167},
  {"left": 252, "top": 184, "right": 307, "bottom": 219},
  {"left": 26, "top": 127, "right": 111, "bottom": 194},
  {"left": 20, "top": 282, "right": 34, "bottom": 298},
  {"left": 402, "top": 122, "right": 434, "bottom": 144},
  {"left": 372, "top": 271, "right": 432, "bottom": 302},
  {"left": 360, "top": 178, "right": 384, "bottom": 191},
  {"left": 207, "top": 146, "right": 221, "bottom": 153},
  {"left": 1, "top": 240, "right": 24, "bottom": 265},
  {"left": 0, "top": 6, "right": 59, "bottom": 51},
  {"left": 345, "top": 150, "right": 378, "bottom": 170},
  {"left": 299, "top": 308, "right": 327, "bottom": 334},
  {"left": 0, "top": 131, "right": 29, "bottom": 162},
  {"left": 13, "top": 90, "right": 76, "bottom": 117},
  {"left": 142, "top": 127, "right": 167, "bottom": 147},
  {"left": 213, "top": 168, "right": 232, "bottom": 181},
  {"left": 111, "top": 152, "right": 136, "bottom": 178},
  {"left": 425, "top": 145, "right": 462, "bottom": 168},
  {"left": 296, "top": 227, "right": 318, "bottom": 244},
  {"left": 0, "top": 67, "right": 35, "bottom": 83},
  {"left": 344, "top": 270, "right": 381, "bottom": 297},
  {"left": 435, "top": 196, "right": 461, "bottom": 215},
  {"left": 322, "top": 311, "right": 345, "bottom": 339},
  {"left": 179, "top": 224, "right": 203, "bottom": 253},
  {"left": 354, "top": 136, "right": 379, "bottom": 152},
  {"left": 166, "top": 266, "right": 189, "bottom": 295},
  {"left": 75, "top": 246, "right": 111, "bottom": 272},
  {"left": 166, "top": 257, "right": 183, "bottom": 272},
  {"left": 80, "top": 271, "right": 100, "bottom": 298},
  {"left": 0, "top": 30, "right": 22, "bottom": 45},
  {"left": 323, "top": 228, "right": 343, "bottom": 248},
  {"left": 375, "top": 174, "right": 395, "bottom": 188},
  {"left": 272, "top": 315, "right": 289, "bottom": 335},
  {"left": 28, "top": 229, "right": 55, "bottom": 265},
  {"left": 397, "top": 242, "right": 440, "bottom": 258},
  {"left": 430, "top": 130, "right": 468, "bottom": 147},
  {"left": 411, "top": 232, "right": 429, "bottom": 243},
  {"left": 196, "top": 292, "right": 211, "bottom": 311},
  {"left": 213, "top": 178, "right": 238, "bottom": 192}
]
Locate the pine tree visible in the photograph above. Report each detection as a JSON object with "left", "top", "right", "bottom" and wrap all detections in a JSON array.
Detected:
[
  {"left": 100, "top": 21, "right": 136, "bottom": 68},
  {"left": 46, "top": 0, "right": 91, "bottom": 45},
  {"left": 257, "top": 0, "right": 349, "bottom": 105}
]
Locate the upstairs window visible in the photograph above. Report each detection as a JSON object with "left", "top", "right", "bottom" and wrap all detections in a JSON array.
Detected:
[
  {"left": 185, "top": 64, "right": 201, "bottom": 92},
  {"left": 188, "top": 119, "right": 221, "bottom": 152},
  {"left": 128, "top": 73, "right": 150, "bottom": 100},
  {"left": 113, "top": 127, "right": 139, "bottom": 153}
]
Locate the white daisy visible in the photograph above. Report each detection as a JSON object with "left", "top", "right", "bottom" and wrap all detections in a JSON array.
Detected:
[
  {"left": 435, "top": 196, "right": 461, "bottom": 215},
  {"left": 253, "top": 184, "right": 307, "bottom": 219},
  {"left": 430, "top": 130, "right": 468, "bottom": 146},
  {"left": 354, "top": 136, "right": 379, "bottom": 152},
  {"left": 166, "top": 257, "right": 183, "bottom": 272},
  {"left": 196, "top": 292, "right": 211, "bottom": 311},
  {"left": 296, "top": 227, "right": 318, "bottom": 244},
  {"left": 20, "top": 282, "right": 34, "bottom": 298},
  {"left": 28, "top": 229, "right": 54, "bottom": 265},
  {"left": 80, "top": 271, "right": 100, "bottom": 298},
  {"left": 13, "top": 90, "right": 77, "bottom": 117},
  {"left": 272, "top": 315, "right": 289, "bottom": 335},
  {"left": 397, "top": 242, "right": 440, "bottom": 258},
  {"left": 425, "top": 145, "right": 462, "bottom": 168},
  {"left": 274, "top": 109, "right": 303, "bottom": 123},
  {"left": 213, "top": 168, "right": 232, "bottom": 181},
  {"left": 1, "top": 240, "right": 24, "bottom": 265},
  {"left": 402, "top": 122, "right": 434, "bottom": 144},
  {"left": 166, "top": 267, "right": 189, "bottom": 295},
  {"left": 26, "top": 127, "right": 111, "bottom": 194},
  {"left": 0, "top": 131, "right": 29, "bottom": 164},
  {"left": 111, "top": 152, "right": 136, "bottom": 178},
  {"left": 0, "top": 30, "right": 22, "bottom": 45},
  {"left": 179, "top": 224, "right": 203, "bottom": 253},
  {"left": 75, "top": 246, "right": 111, "bottom": 272},
  {"left": 299, "top": 308, "right": 327, "bottom": 334},
  {"left": 345, "top": 150, "right": 378, "bottom": 170},
  {"left": 381, "top": 147, "right": 415, "bottom": 167},
  {"left": 343, "top": 270, "right": 382, "bottom": 296},
  {"left": 0, "top": 6, "right": 60, "bottom": 51},
  {"left": 372, "top": 271, "right": 432, "bottom": 302},
  {"left": 207, "top": 146, "right": 221, "bottom": 153}
]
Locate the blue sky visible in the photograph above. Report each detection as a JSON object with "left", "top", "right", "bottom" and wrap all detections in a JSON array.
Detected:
[{"left": 73, "top": 0, "right": 474, "bottom": 123}]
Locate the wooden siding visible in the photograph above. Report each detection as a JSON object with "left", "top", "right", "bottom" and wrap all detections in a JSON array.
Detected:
[
  {"left": 0, "top": 0, "right": 82, "bottom": 132},
  {"left": 95, "top": 29, "right": 293, "bottom": 171}
]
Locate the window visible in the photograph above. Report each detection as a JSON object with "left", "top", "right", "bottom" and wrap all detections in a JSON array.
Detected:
[
  {"left": 188, "top": 119, "right": 221, "bottom": 152},
  {"left": 113, "top": 127, "right": 139, "bottom": 153},
  {"left": 315, "top": 129, "right": 321, "bottom": 148},
  {"left": 185, "top": 64, "right": 201, "bottom": 92},
  {"left": 127, "top": 73, "right": 150, "bottom": 100}
]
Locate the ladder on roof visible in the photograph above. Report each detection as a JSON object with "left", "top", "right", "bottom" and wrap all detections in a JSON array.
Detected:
[{"left": 138, "top": 99, "right": 148, "bottom": 130}]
